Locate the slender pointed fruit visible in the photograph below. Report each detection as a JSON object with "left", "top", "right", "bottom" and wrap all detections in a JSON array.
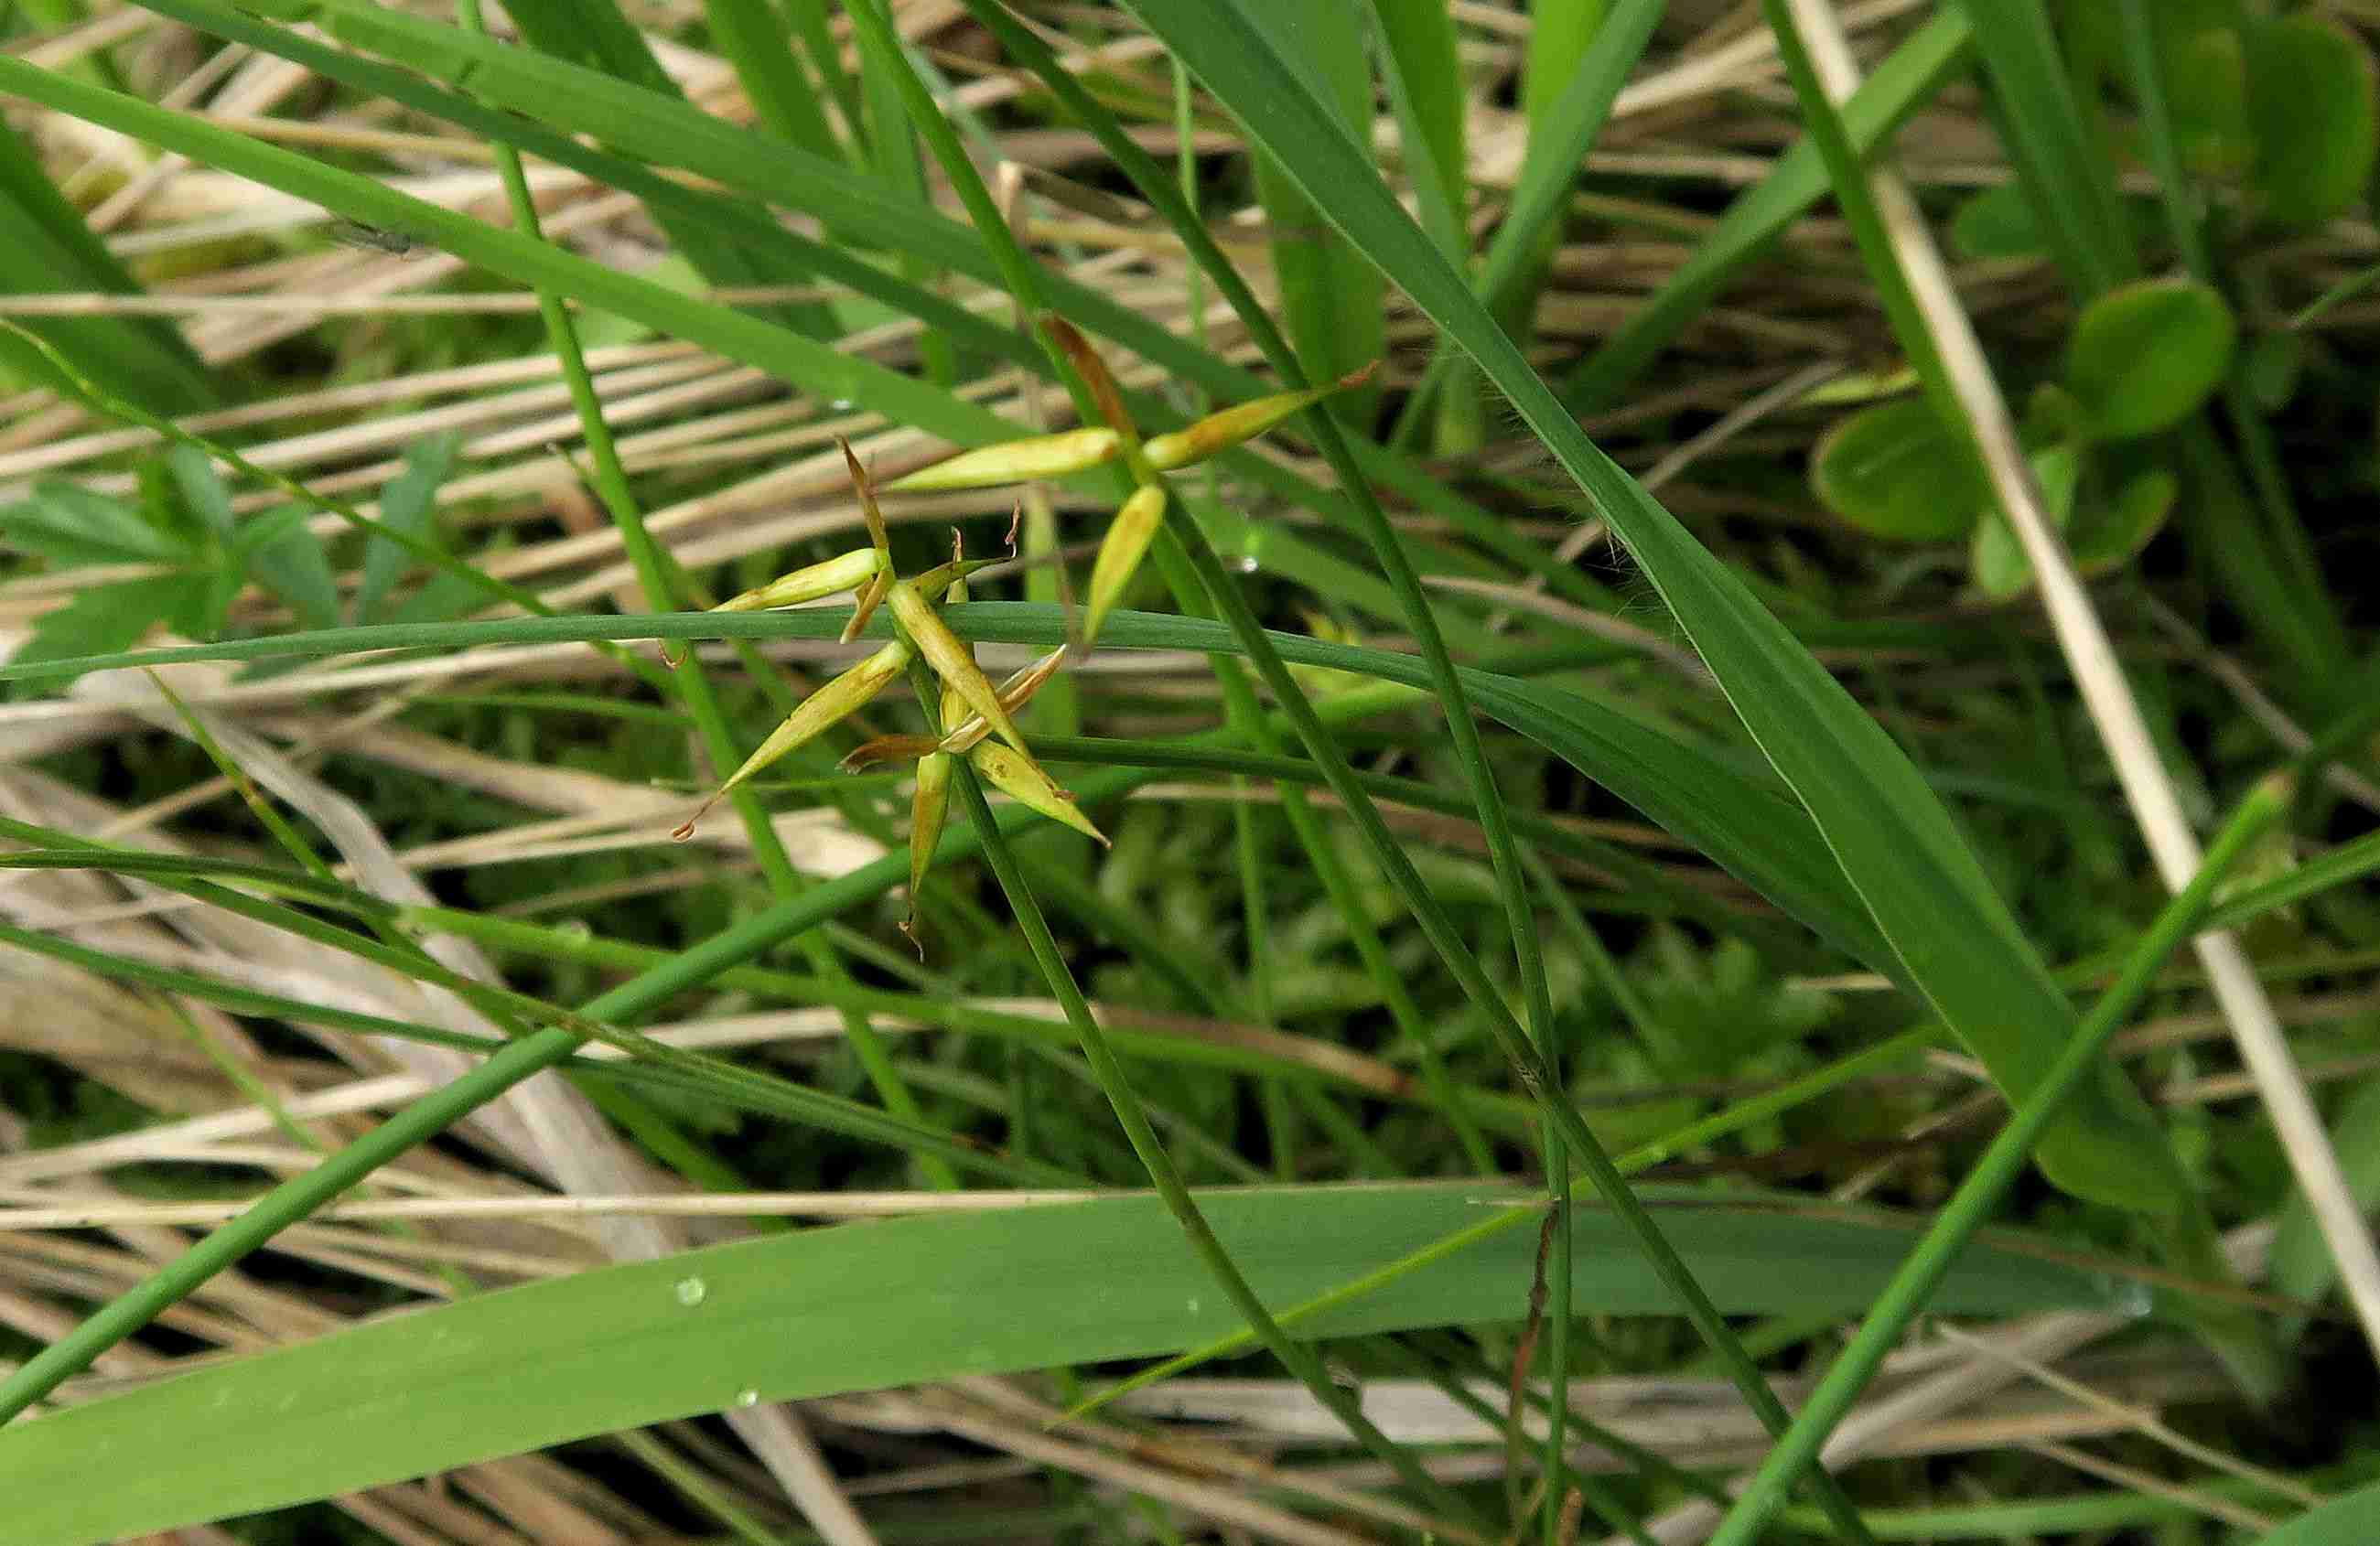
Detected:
[
  {"left": 1144, "top": 361, "right": 1382, "bottom": 470},
  {"left": 670, "top": 639, "right": 910, "bottom": 840},
  {"left": 904, "top": 750, "right": 952, "bottom": 950},
  {"left": 1082, "top": 485, "right": 1168, "bottom": 648},
  {"left": 971, "top": 743, "right": 1108, "bottom": 845},
  {"left": 715, "top": 547, "right": 884, "bottom": 613},
  {"left": 881, "top": 426, "right": 1121, "bottom": 491},
  {"left": 888, "top": 578, "right": 1031, "bottom": 756}
]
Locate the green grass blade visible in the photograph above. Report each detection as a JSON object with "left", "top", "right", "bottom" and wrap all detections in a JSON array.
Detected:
[
  {"left": 1944, "top": 0, "right": 2136, "bottom": 299},
  {"left": 706, "top": 0, "right": 842, "bottom": 157},
  {"left": 1564, "top": 10, "right": 1970, "bottom": 412},
  {"left": 0, "top": 600, "right": 1891, "bottom": 972},
  {"left": 1235, "top": 0, "right": 1384, "bottom": 426},
  {"left": 0, "top": 1184, "right": 2119, "bottom": 1546},
  {"left": 0, "top": 114, "right": 215, "bottom": 412},
  {"left": 1123, "top": 0, "right": 2192, "bottom": 1223},
  {"left": 1704, "top": 774, "right": 2290, "bottom": 1545},
  {"left": 1393, "top": 0, "right": 1663, "bottom": 447},
  {"left": 1371, "top": 0, "right": 1467, "bottom": 260}
]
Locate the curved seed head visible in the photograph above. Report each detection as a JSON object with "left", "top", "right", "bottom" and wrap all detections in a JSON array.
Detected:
[{"left": 883, "top": 427, "right": 1121, "bottom": 491}]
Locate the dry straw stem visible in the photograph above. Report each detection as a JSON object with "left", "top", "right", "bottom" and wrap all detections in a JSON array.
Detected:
[{"left": 1778, "top": 0, "right": 2380, "bottom": 1361}]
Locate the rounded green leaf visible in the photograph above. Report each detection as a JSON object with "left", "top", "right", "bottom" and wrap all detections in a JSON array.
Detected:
[
  {"left": 2244, "top": 14, "right": 2378, "bottom": 229},
  {"left": 1810, "top": 398, "right": 1987, "bottom": 541},
  {"left": 2244, "top": 329, "right": 2304, "bottom": 412},
  {"left": 2073, "top": 465, "right": 2179, "bottom": 575},
  {"left": 1950, "top": 183, "right": 2044, "bottom": 260},
  {"left": 2065, "top": 277, "right": 2236, "bottom": 440},
  {"left": 1969, "top": 446, "right": 2079, "bottom": 599}
]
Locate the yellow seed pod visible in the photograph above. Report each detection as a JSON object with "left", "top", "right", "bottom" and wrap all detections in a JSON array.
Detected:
[
  {"left": 1082, "top": 484, "right": 1167, "bottom": 648},
  {"left": 904, "top": 749, "right": 953, "bottom": 947},
  {"left": 971, "top": 742, "right": 1107, "bottom": 844},
  {"left": 1143, "top": 361, "right": 1380, "bottom": 471},
  {"left": 888, "top": 579, "right": 1028, "bottom": 756},
  {"left": 713, "top": 547, "right": 883, "bottom": 614},
  {"left": 672, "top": 639, "right": 910, "bottom": 840},
  {"left": 938, "top": 647, "right": 1068, "bottom": 755},
  {"left": 883, "top": 427, "right": 1122, "bottom": 491}
]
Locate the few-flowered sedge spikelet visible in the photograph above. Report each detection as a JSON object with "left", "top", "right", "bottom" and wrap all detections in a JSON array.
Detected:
[
  {"left": 671, "top": 639, "right": 910, "bottom": 840},
  {"left": 878, "top": 360, "right": 1378, "bottom": 498},
  {"left": 886, "top": 577, "right": 1031, "bottom": 757},
  {"left": 880, "top": 426, "right": 1121, "bottom": 492},
  {"left": 936, "top": 648, "right": 1064, "bottom": 755},
  {"left": 971, "top": 742, "right": 1108, "bottom": 845},
  {"left": 711, "top": 547, "right": 883, "bottom": 613},
  {"left": 1143, "top": 361, "right": 1380, "bottom": 471},
  {"left": 1082, "top": 484, "right": 1166, "bottom": 648},
  {"left": 904, "top": 748, "right": 951, "bottom": 948}
]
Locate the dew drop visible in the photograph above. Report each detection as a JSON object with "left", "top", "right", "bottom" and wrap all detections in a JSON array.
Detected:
[
  {"left": 828, "top": 398, "right": 855, "bottom": 413},
  {"left": 1236, "top": 554, "right": 1259, "bottom": 574},
  {"left": 1185, "top": 1297, "right": 1201, "bottom": 1315},
  {"left": 734, "top": 1388, "right": 760, "bottom": 1408},
  {"left": 674, "top": 1276, "right": 707, "bottom": 1307}
]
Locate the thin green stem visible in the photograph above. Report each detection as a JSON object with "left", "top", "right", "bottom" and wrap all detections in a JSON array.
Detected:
[
  {"left": 1704, "top": 773, "right": 2292, "bottom": 1546},
  {"left": 949, "top": 761, "right": 1494, "bottom": 1535}
]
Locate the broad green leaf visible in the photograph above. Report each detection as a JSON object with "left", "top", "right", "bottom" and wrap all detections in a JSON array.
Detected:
[
  {"left": 2270, "top": 1077, "right": 2380, "bottom": 1328},
  {"left": 1125, "top": 0, "right": 2194, "bottom": 1218},
  {"left": 162, "top": 446, "right": 236, "bottom": 541},
  {"left": 2245, "top": 1479, "right": 2380, "bottom": 1546},
  {"left": 1950, "top": 182, "right": 2046, "bottom": 260},
  {"left": 2156, "top": 10, "right": 2249, "bottom": 177},
  {"left": 1810, "top": 397, "right": 1990, "bottom": 541},
  {"left": 2073, "top": 463, "right": 2178, "bottom": 574},
  {"left": 352, "top": 431, "right": 460, "bottom": 626},
  {"left": 246, "top": 510, "right": 342, "bottom": 631},
  {"left": 0, "top": 479, "right": 188, "bottom": 567},
  {"left": 6, "top": 575, "right": 185, "bottom": 691},
  {"left": 2244, "top": 329, "right": 2304, "bottom": 412},
  {"left": 0, "top": 1185, "right": 2126, "bottom": 1546},
  {"left": 2244, "top": 14, "right": 2378, "bottom": 230},
  {"left": 0, "top": 117, "right": 216, "bottom": 413},
  {"left": 1970, "top": 445, "right": 2079, "bottom": 598},
  {"left": 2066, "top": 276, "right": 2235, "bottom": 440}
]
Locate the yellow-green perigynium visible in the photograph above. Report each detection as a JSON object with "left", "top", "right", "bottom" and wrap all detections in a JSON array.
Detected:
[{"left": 677, "top": 345, "right": 1374, "bottom": 946}]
